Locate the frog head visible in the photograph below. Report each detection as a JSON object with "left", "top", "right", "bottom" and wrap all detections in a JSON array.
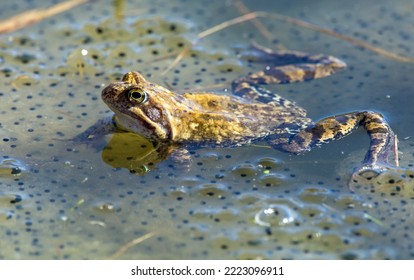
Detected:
[{"left": 101, "top": 71, "right": 185, "bottom": 140}]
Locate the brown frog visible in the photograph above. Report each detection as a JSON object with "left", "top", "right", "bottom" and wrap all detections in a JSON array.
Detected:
[{"left": 79, "top": 44, "right": 403, "bottom": 185}]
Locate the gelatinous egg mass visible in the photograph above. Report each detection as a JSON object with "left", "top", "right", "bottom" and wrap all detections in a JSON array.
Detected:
[{"left": 0, "top": 0, "right": 413, "bottom": 259}]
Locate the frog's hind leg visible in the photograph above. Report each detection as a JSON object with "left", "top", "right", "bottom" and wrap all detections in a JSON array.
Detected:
[
  {"left": 271, "top": 111, "right": 396, "bottom": 167},
  {"left": 233, "top": 43, "right": 346, "bottom": 102}
]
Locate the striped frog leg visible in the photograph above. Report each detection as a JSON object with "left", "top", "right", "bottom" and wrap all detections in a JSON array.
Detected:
[
  {"left": 274, "top": 111, "right": 396, "bottom": 167},
  {"left": 232, "top": 43, "right": 397, "bottom": 169}
]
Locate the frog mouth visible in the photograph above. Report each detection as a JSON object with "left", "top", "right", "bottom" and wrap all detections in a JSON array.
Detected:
[{"left": 108, "top": 104, "right": 170, "bottom": 141}]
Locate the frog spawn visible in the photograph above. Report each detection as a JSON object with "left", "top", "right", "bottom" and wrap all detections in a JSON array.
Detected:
[
  {"left": 1, "top": 0, "right": 414, "bottom": 260},
  {"left": 0, "top": 158, "right": 25, "bottom": 178},
  {"left": 172, "top": 152, "right": 398, "bottom": 259},
  {"left": 0, "top": 10, "right": 264, "bottom": 259},
  {"left": 350, "top": 165, "right": 414, "bottom": 197}
]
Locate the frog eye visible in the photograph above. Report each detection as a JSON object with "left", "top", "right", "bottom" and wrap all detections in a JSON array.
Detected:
[{"left": 128, "top": 88, "right": 148, "bottom": 104}]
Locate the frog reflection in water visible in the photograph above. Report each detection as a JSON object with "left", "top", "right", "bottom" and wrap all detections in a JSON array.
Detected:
[{"left": 82, "top": 44, "right": 411, "bottom": 190}]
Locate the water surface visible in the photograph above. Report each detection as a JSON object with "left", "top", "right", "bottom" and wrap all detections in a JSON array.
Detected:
[{"left": 0, "top": 0, "right": 413, "bottom": 259}]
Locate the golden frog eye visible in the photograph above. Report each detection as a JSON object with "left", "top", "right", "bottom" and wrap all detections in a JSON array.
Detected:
[{"left": 128, "top": 88, "right": 148, "bottom": 104}]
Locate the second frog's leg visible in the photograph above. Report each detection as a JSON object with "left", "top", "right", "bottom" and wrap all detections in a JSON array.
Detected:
[
  {"left": 232, "top": 43, "right": 346, "bottom": 102},
  {"left": 270, "top": 111, "right": 396, "bottom": 167}
]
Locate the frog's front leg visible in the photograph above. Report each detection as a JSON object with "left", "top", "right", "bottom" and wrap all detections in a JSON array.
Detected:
[
  {"left": 270, "top": 111, "right": 396, "bottom": 167},
  {"left": 71, "top": 115, "right": 117, "bottom": 143}
]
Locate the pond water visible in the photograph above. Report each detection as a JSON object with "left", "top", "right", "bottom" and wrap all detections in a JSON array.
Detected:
[{"left": 0, "top": 0, "right": 414, "bottom": 259}]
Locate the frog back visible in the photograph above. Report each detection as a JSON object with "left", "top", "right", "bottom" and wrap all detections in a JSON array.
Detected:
[{"left": 176, "top": 92, "right": 311, "bottom": 144}]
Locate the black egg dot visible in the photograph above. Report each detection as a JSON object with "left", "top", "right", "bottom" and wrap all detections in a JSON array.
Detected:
[
  {"left": 10, "top": 195, "right": 22, "bottom": 203},
  {"left": 11, "top": 167, "right": 22, "bottom": 175}
]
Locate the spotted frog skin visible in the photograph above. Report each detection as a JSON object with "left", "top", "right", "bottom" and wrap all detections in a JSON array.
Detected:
[{"left": 101, "top": 44, "right": 397, "bottom": 176}]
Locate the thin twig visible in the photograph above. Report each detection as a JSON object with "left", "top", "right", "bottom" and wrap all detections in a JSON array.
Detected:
[
  {"left": 233, "top": 0, "right": 273, "bottom": 41},
  {"left": 148, "top": 52, "right": 180, "bottom": 63},
  {"left": 394, "top": 134, "right": 399, "bottom": 167},
  {"left": 112, "top": 0, "right": 125, "bottom": 20},
  {"left": 109, "top": 232, "right": 156, "bottom": 259},
  {"left": 363, "top": 213, "right": 384, "bottom": 226},
  {"left": 198, "top": 12, "right": 265, "bottom": 39},
  {"left": 161, "top": 12, "right": 266, "bottom": 76},
  {"left": 267, "top": 13, "right": 414, "bottom": 63},
  {"left": 0, "top": 0, "right": 90, "bottom": 34}
]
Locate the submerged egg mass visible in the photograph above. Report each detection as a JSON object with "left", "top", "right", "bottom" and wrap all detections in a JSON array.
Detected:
[{"left": 0, "top": 0, "right": 413, "bottom": 260}]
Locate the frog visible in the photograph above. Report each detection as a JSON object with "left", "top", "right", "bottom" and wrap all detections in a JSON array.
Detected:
[{"left": 78, "top": 43, "right": 406, "bottom": 187}]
